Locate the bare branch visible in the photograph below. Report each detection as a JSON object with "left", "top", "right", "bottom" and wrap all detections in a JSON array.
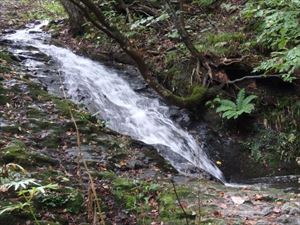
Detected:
[{"left": 227, "top": 74, "right": 283, "bottom": 84}]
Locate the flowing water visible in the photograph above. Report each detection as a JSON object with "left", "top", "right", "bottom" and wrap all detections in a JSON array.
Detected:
[{"left": 3, "top": 22, "right": 225, "bottom": 181}]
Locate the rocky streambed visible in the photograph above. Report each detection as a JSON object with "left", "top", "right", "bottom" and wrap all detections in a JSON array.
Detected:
[{"left": 0, "top": 4, "right": 299, "bottom": 223}]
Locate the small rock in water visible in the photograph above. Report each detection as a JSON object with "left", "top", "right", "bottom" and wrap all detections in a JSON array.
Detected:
[
  {"left": 29, "top": 30, "right": 42, "bottom": 34},
  {"left": 2, "top": 29, "right": 16, "bottom": 34}
]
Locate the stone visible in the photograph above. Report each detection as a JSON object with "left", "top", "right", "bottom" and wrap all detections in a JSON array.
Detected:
[
  {"left": 127, "top": 159, "right": 145, "bottom": 169},
  {"left": 277, "top": 215, "right": 300, "bottom": 224},
  {"left": 281, "top": 202, "right": 300, "bottom": 215}
]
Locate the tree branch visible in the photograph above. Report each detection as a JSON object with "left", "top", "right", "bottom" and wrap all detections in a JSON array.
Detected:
[
  {"left": 227, "top": 74, "right": 283, "bottom": 84},
  {"left": 165, "top": 0, "right": 201, "bottom": 58}
]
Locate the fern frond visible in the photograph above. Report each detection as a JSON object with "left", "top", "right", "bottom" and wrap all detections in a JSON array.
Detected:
[
  {"left": 242, "top": 95, "right": 257, "bottom": 105},
  {"left": 236, "top": 89, "right": 246, "bottom": 109}
]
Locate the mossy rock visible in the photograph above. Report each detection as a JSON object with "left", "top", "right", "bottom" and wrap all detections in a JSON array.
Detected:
[
  {"left": 28, "top": 83, "right": 52, "bottom": 102},
  {"left": 159, "top": 185, "right": 197, "bottom": 222},
  {"left": 195, "top": 32, "right": 246, "bottom": 57},
  {"left": 0, "top": 213, "right": 30, "bottom": 225},
  {"left": 35, "top": 188, "right": 84, "bottom": 214},
  {"left": 94, "top": 170, "right": 116, "bottom": 180},
  {"left": 40, "top": 133, "right": 61, "bottom": 149},
  {"left": 172, "top": 85, "right": 207, "bottom": 107},
  {"left": 0, "top": 65, "right": 11, "bottom": 73},
  {"left": 37, "top": 221, "right": 62, "bottom": 225},
  {"left": 26, "top": 107, "right": 46, "bottom": 118},
  {"left": 0, "top": 140, "right": 58, "bottom": 166},
  {"left": 53, "top": 98, "right": 95, "bottom": 123},
  {"left": 0, "top": 84, "right": 9, "bottom": 105},
  {"left": 0, "top": 51, "right": 14, "bottom": 62}
]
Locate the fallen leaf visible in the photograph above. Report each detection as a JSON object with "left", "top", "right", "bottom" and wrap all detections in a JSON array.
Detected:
[
  {"left": 220, "top": 203, "right": 227, "bottom": 209},
  {"left": 213, "top": 210, "right": 222, "bottom": 217},
  {"left": 231, "top": 196, "right": 246, "bottom": 205},
  {"left": 273, "top": 207, "right": 281, "bottom": 213}
]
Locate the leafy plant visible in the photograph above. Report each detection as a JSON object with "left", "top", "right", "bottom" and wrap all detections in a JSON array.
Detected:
[
  {"left": 254, "top": 46, "right": 300, "bottom": 82},
  {"left": 193, "top": 0, "right": 216, "bottom": 7},
  {"left": 243, "top": 0, "right": 300, "bottom": 82},
  {"left": 214, "top": 89, "right": 257, "bottom": 119},
  {"left": 22, "top": 0, "right": 66, "bottom": 20},
  {"left": 0, "top": 164, "right": 58, "bottom": 224},
  {"left": 130, "top": 12, "right": 169, "bottom": 30}
]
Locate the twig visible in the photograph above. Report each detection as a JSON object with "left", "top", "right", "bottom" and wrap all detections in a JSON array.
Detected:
[
  {"left": 227, "top": 74, "right": 283, "bottom": 83},
  {"left": 58, "top": 71, "right": 105, "bottom": 225},
  {"left": 219, "top": 55, "right": 249, "bottom": 66},
  {"left": 171, "top": 179, "right": 189, "bottom": 225}
]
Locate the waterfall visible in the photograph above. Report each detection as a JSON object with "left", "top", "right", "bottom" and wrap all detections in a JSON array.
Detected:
[{"left": 3, "top": 21, "right": 225, "bottom": 182}]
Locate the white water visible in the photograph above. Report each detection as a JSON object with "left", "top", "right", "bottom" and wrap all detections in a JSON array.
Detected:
[{"left": 4, "top": 22, "right": 225, "bottom": 182}]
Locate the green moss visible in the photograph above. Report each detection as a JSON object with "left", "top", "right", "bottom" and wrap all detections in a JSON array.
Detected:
[
  {"left": 173, "top": 85, "right": 207, "bottom": 106},
  {"left": 0, "top": 141, "right": 58, "bottom": 166},
  {"left": 37, "top": 221, "right": 61, "bottom": 225},
  {"left": 0, "top": 84, "right": 9, "bottom": 105},
  {"left": 113, "top": 177, "right": 136, "bottom": 189},
  {"left": 0, "top": 51, "right": 14, "bottom": 62},
  {"left": 196, "top": 32, "right": 246, "bottom": 56},
  {"left": 35, "top": 188, "right": 83, "bottom": 214},
  {"left": 27, "top": 108, "right": 46, "bottom": 118},
  {"left": 0, "top": 124, "right": 22, "bottom": 133},
  {"left": 41, "top": 134, "right": 61, "bottom": 149},
  {"left": 28, "top": 83, "right": 52, "bottom": 102},
  {"left": 159, "top": 185, "right": 198, "bottom": 223},
  {"left": 0, "top": 65, "right": 11, "bottom": 73},
  {"left": 95, "top": 171, "right": 117, "bottom": 180}
]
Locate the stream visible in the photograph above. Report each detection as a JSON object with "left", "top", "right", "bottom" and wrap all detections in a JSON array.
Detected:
[
  {"left": 2, "top": 22, "right": 300, "bottom": 192},
  {"left": 2, "top": 21, "right": 225, "bottom": 182}
]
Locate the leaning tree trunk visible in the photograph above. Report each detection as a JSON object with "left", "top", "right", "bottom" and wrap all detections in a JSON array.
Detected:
[
  {"left": 66, "top": 0, "right": 222, "bottom": 108},
  {"left": 60, "top": 0, "right": 85, "bottom": 36}
]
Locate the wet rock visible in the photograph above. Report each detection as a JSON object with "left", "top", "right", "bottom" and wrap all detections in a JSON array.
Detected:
[
  {"left": 28, "top": 30, "right": 42, "bottom": 34},
  {"left": 0, "top": 141, "right": 58, "bottom": 166},
  {"left": 281, "top": 202, "right": 300, "bottom": 215},
  {"left": 277, "top": 214, "right": 300, "bottom": 224},
  {"left": 1, "top": 29, "right": 16, "bottom": 34},
  {"left": 261, "top": 206, "right": 274, "bottom": 216},
  {"left": 49, "top": 19, "right": 65, "bottom": 25},
  {"left": 126, "top": 159, "right": 145, "bottom": 169},
  {"left": 0, "top": 39, "right": 13, "bottom": 45}
]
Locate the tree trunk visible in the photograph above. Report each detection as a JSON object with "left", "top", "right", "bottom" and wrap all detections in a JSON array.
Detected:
[
  {"left": 59, "top": 0, "right": 84, "bottom": 36},
  {"left": 66, "top": 0, "right": 217, "bottom": 108}
]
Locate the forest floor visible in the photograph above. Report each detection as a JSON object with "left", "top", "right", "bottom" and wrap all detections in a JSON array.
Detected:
[{"left": 0, "top": 1, "right": 300, "bottom": 225}]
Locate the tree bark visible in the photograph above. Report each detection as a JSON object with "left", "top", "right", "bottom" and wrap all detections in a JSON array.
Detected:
[{"left": 59, "top": 0, "right": 84, "bottom": 36}]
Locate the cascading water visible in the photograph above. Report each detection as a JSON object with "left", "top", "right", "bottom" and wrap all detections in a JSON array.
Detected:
[{"left": 3, "top": 22, "right": 225, "bottom": 182}]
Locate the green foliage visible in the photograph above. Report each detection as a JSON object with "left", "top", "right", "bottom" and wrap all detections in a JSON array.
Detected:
[
  {"left": 113, "top": 178, "right": 159, "bottom": 212},
  {"left": 193, "top": 0, "right": 216, "bottom": 7},
  {"left": 0, "top": 163, "right": 58, "bottom": 223},
  {"left": 244, "top": 0, "right": 300, "bottom": 82},
  {"left": 22, "top": 0, "right": 66, "bottom": 20},
  {"left": 35, "top": 187, "right": 83, "bottom": 213},
  {"left": 254, "top": 47, "right": 300, "bottom": 82},
  {"left": 195, "top": 32, "right": 246, "bottom": 56},
  {"left": 130, "top": 12, "right": 169, "bottom": 30},
  {"left": 244, "top": 129, "right": 300, "bottom": 165},
  {"left": 214, "top": 89, "right": 257, "bottom": 119},
  {"left": 244, "top": 95, "right": 300, "bottom": 165}
]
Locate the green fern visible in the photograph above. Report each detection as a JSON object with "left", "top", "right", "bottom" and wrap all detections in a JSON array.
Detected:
[{"left": 215, "top": 89, "right": 257, "bottom": 119}]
